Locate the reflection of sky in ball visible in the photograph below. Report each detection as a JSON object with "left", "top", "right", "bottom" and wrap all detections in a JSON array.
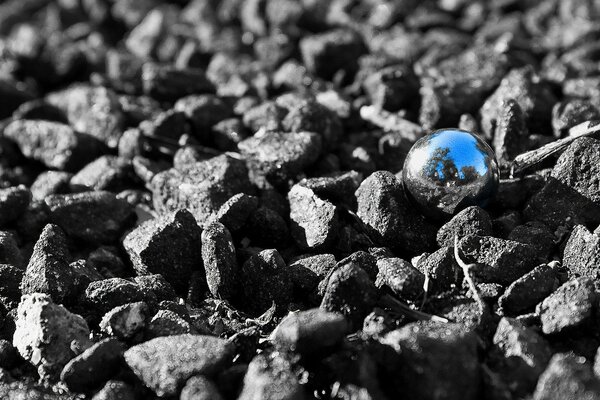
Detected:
[{"left": 411, "top": 129, "right": 488, "bottom": 181}]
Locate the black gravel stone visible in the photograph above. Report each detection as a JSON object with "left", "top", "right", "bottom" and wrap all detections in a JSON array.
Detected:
[
  {"left": 492, "top": 99, "right": 530, "bottom": 167},
  {"left": 508, "top": 221, "right": 556, "bottom": 260},
  {"left": 141, "top": 63, "right": 216, "bottom": 102},
  {"left": 45, "top": 191, "right": 135, "bottom": 244},
  {"left": 480, "top": 66, "right": 556, "bottom": 140},
  {"left": 363, "top": 64, "right": 420, "bottom": 112},
  {"left": 381, "top": 321, "right": 480, "bottom": 400},
  {"left": 46, "top": 85, "right": 125, "bottom": 148},
  {"left": 288, "top": 253, "right": 336, "bottom": 299},
  {"left": 436, "top": 206, "right": 493, "bottom": 247},
  {"left": 123, "top": 209, "right": 202, "bottom": 294},
  {"left": 124, "top": 334, "right": 234, "bottom": 397},
  {"left": 0, "top": 231, "right": 21, "bottom": 267},
  {"left": 288, "top": 184, "right": 339, "bottom": 250},
  {"left": 562, "top": 225, "right": 600, "bottom": 279},
  {"left": 237, "top": 352, "right": 305, "bottom": 400},
  {"left": 297, "top": 171, "right": 362, "bottom": 209},
  {"left": 320, "top": 261, "right": 378, "bottom": 330},
  {"left": 99, "top": 301, "right": 149, "bottom": 340},
  {"left": 150, "top": 154, "right": 253, "bottom": 225},
  {"left": 355, "top": 171, "right": 437, "bottom": 255},
  {"left": 146, "top": 309, "right": 193, "bottom": 338},
  {"left": 552, "top": 99, "right": 600, "bottom": 138},
  {"left": 524, "top": 177, "right": 600, "bottom": 231},
  {"left": 243, "top": 206, "right": 289, "bottom": 248},
  {"left": 180, "top": 376, "right": 224, "bottom": 400},
  {"left": 0, "top": 264, "right": 22, "bottom": 310},
  {"left": 60, "top": 338, "right": 124, "bottom": 393},
  {"left": 70, "top": 156, "right": 137, "bottom": 193},
  {"left": 239, "top": 130, "right": 322, "bottom": 188},
  {"left": 491, "top": 317, "right": 552, "bottom": 396},
  {"left": 533, "top": 353, "right": 600, "bottom": 400},
  {"left": 416, "top": 246, "right": 462, "bottom": 293},
  {"left": 0, "top": 185, "right": 30, "bottom": 227},
  {"left": 174, "top": 95, "right": 233, "bottom": 141},
  {"left": 458, "top": 235, "right": 541, "bottom": 285},
  {"left": 281, "top": 99, "right": 343, "bottom": 149},
  {"left": 551, "top": 137, "right": 600, "bottom": 205},
  {"left": 537, "top": 277, "right": 597, "bottom": 335},
  {"left": 498, "top": 263, "right": 558, "bottom": 316},
  {"left": 215, "top": 193, "right": 259, "bottom": 233},
  {"left": 133, "top": 274, "right": 177, "bottom": 302},
  {"left": 242, "top": 101, "right": 287, "bottom": 132},
  {"left": 21, "top": 224, "right": 77, "bottom": 304},
  {"left": 375, "top": 257, "right": 424, "bottom": 300},
  {"left": 300, "top": 29, "right": 366, "bottom": 81},
  {"left": 201, "top": 222, "right": 238, "bottom": 301},
  {"left": 138, "top": 109, "right": 187, "bottom": 141},
  {"left": 273, "top": 308, "right": 348, "bottom": 357},
  {"left": 240, "top": 249, "right": 293, "bottom": 316},
  {"left": 85, "top": 278, "right": 154, "bottom": 315},
  {"left": 30, "top": 171, "right": 72, "bottom": 201}
]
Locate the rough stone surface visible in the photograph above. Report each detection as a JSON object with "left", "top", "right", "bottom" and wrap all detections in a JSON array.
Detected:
[
  {"left": 288, "top": 184, "right": 339, "bottom": 250},
  {"left": 201, "top": 222, "right": 238, "bottom": 301},
  {"left": 13, "top": 294, "right": 92, "bottom": 381},
  {"left": 498, "top": 264, "right": 558, "bottom": 316},
  {"left": 237, "top": 352, "right": 306, "bottom": 400},
  {"left": 537, "top": 277, "right": 597, "bottom": 335},
  {"left": 563, "top": 225, "right": 600, "bottom": 279},
  {"left": 100, "top": 302, "right": 149, "bottom": 340},
  {"left": 124, "top": 334, "right": 235, "bottom": 397},
  {"left": 533, "top": 353, "right": 600, "bottom": 400},
  {"left": 375, "top": 257, "right": 425, "bottom": 300},
  {"left": 436, "top": 206, "right": 493, "bottom": 247},
  {"left": 123, "top": 209, "right": 202, "bottom": 294}
]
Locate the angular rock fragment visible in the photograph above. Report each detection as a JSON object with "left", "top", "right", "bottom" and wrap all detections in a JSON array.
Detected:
[
  {"left": 0, "top": 185, "right": 31, "bottom": 226},
  {"left": 239, "top": 130, "right": 321, "bottom": 187},
  {"left": 537, "top": 277, "right": 597, "bottom": 335},
  {"left": 30, "top": 171, "right": 72, "bottom": 201},
  {"left": 355, "top": 171, "right": 436, "bottom": 255},
  {"left": 215, "top": 193, "right": 260, "bottom": 233},
  {"left": 288, "top": 253, "right": 336, "bottom": 298},
  {"left": 491, "top": 318, "right": 552, "bottom": 396},
  {"left": 0, "top": 264, "right": 22, "bottom": 310},
  {"left": 123, "top": 209, "right": 202, "bottom": 294},
  {"left": 300, "top": 29, "right": 366, "bottom": 80},
  {"left": 138, "top": 109, "right": 186, "bottom": 141},
  {"left": 498, "top": 263, "right": 558, "bottom": 316},
  {"left": 375, "top": 257, "right": 424, "bottom": 300},
  {"left": 533, "top": 353, "right": 600, "bottom": 400},
  {"left": 416, "top": 246, "right": 462, "bottom": 293},
  {"left": 273, "top": 309, "right": 347, "bottom": 357},
  {"left": 288, "top": 184, "right": 339, "bottom": 250},
  {"left": 320, "top": 262, "right": 378, "bottom": 329},
  {"left": 180, "top": 376, "right": 224, "bottom": 400},
  {"left": 124, "top": 334, "right": 234, "bottom": 397},
  {"left": 238, "top": 352, "right": 305, "bottom": 400},
  {"left": 436, "top": 206, "right": 493, "bottom": 247},
  {"left": 13, "top": 294, "right": 92, "bottom": 381},
  {"left": 563, "top": 225, "right": 600, "bottom": 279},
  {"left": 46, "top": 85, "right": 125, "bottom": 148},
  {"left": 492, "top": 99, "right": 530, "bottom": 167},
  {"left": 458, "top": 235, "right": 540, "bottom": 284},
  {"left": 552, "top": 99, "right": 600, "bottom": 138},
  {"left": 240, "top": 249, "right": 293, "bottom": 315},
  {"left": 243, "top": 206, "right": 289, "bottom": 248},
  {"left": 70, "top": 156, "right": 136, "bottom": 192},
  {"left": 147, "top": 309, "right": 192, "bottom": 338},
  {"left": 21, "top": 224, "right": 77, "bottom": 304},
  {"left": 142, "top": 63, "right": 215, "bottom": 102},
  {"left": 45, "top": 191, "right": 135, "bottom": 244},
  {"left": 0, "top": 231, "right": 22, "bottom": 267},
  {"left": 480, "top": 66, "right": 555, "bottom": 139},
  {"left": 85, "top": 278, "right": 152, "bottom": 315},
  {"left": 508, "top": 221, "right": 555, "bottom": 260},
  {"left": 201, "top": 222, "right": 238, "bottom": 301},
  {"left": 381, "top": 321, "right": 480, "bottom": 400},
  {"left": 100, "top": 302, "right": 149, "bottom": 340},
  {"left": 363, "top": 64, "right": 419, "bottom": 112},
  {"left": 133, "top": 275, "right": 177, "bottom": 302},
  {"left": 174, "top": 94, "right": 233, "bottom": 140},
  {"left": 150, "top": 155, "right": 253, "bottom": 225},
  {"left": 281, "top": 99, "right": 343, "bottom": 148},
  {"left": 551, "top": 137, "right": 600, "bottom": 205},
  {"left": 60, "top": 338, "right": 124, "bottom": 393}
]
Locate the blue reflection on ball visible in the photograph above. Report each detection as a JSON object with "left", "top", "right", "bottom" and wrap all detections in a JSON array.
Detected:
[{"left": 402, "top": 129, "right": 499, "bottom": 219}]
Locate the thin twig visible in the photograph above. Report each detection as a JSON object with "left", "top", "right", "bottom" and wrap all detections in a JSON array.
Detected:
[
  {"left": 453, "top": 235, "right": 485, "bottom": 314},
  {"left": 510, "top": 120, "right": 600, "bottom": 177}
]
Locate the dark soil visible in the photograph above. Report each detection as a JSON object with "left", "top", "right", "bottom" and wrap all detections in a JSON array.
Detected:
[{"left": 0, "top": 0, "right": 599, "bottom": 399}]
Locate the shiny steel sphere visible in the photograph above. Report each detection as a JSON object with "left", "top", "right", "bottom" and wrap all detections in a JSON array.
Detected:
[{"left": 402, "top": 128, "right": 499, "bottom": 220}]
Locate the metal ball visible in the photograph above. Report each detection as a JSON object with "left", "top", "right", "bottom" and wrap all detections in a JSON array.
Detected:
[{"left": 402, "top": 128, "right": 499, "bottom": 220}]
